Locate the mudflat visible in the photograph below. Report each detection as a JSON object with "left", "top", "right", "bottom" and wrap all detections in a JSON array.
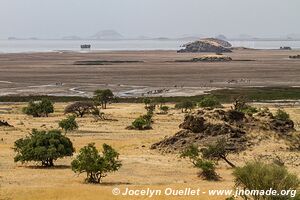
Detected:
[{"left": 1, "top": 49, "right": 300, "bottom": 97}]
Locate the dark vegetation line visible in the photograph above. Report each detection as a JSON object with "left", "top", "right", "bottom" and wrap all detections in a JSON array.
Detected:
[
  {"left": 1, "top": 87, "right": 300, "bottom": 103},
  {"left": 74, "top": 60, "right": 143, "bottom": 65}
]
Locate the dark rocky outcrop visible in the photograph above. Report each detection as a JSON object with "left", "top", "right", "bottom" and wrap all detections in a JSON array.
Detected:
[
  {"left": 191, "top": 56, "right": 232, "bottom": 62},
  {"left": 175, "top": 56, "right": 232, "bottom": 63},
  {"left": 151, "top": 109, "right": 248, "bottom": 153},
  {"left": 0, "top": 120, "right": 13, "bottom": 127},
  {"left": 178, "top": 38, "right": 232, "bottom": 53},
  {"left": 289, "top": 55, "right": 300, "bottom": 59},
  {"left": 280, "top": 46, "right": 292, "bottom": 50},
  {"left": 151, "top": 108, "right": 295, "bottom": 153},
  {"left": 179, "top": 115, "right": 206, "bottom": 133},
  {"left": 269, "top": 119, "right": 294, "bottom": 133}
]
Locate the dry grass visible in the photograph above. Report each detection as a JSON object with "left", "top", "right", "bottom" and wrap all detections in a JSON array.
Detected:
[{"left": 0, "top": 103, "right": 299, "bottom": 200}]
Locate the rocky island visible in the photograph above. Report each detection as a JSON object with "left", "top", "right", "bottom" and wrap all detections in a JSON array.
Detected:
[{"left": 178, "top": 38, "right": 232, "bottom": 53}]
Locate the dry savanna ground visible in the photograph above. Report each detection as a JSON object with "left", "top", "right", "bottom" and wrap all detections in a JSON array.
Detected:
[{"left": 0, "top": 102, "right": 300, "bottom": 200}]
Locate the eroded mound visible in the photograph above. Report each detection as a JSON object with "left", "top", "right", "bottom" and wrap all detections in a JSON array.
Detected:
[{"left": 151, "top": 108, "right": 294, "bottom": 153}]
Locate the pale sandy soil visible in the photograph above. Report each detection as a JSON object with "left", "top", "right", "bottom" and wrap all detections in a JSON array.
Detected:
[
  {"left": 0, "top": 103, "right": 299, "bottom": 200},
  {"left": 1, "top": 49, "right": 300, "bottom": 97}
]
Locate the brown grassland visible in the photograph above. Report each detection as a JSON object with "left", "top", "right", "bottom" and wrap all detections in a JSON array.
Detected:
[{"left": 0, "top": 102, "right": 300, "bottom": 200}]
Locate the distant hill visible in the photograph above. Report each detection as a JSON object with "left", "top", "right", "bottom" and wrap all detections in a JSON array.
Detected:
[
  {"left": 61, "top": 35, "right": 82, "bottom": 40},
  {"left": 215, "top": 34, "right": 228, "bottom": 41},
  {"left": 89, "top": 30, "right": 123, "bottom": 40}
]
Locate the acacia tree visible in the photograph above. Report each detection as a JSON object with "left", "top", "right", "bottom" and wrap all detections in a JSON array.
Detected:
[
  {"left": 64, "top": 101, "right": 96, "bottom": 117},
  {"left": 93, "top": 89, "right": 114, "bottom": 109},
  {"left": 175, "top": 100, "right": 196, "bottom": 113},
  {"left": 71, "top": 143, "right": 122, "bottom": 184},
  {"left": 201, "top": 138, "right": 236, "bottom": 168},
  {"left": 23, "top": 99, "right": 54, "bottom": 117},
  {"left": 14, "top": 129, "right": 74, "bottom": 167}
]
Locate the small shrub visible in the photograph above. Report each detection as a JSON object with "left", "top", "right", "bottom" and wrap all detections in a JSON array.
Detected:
[
  {"left": 91, "top": 108, "right": 106, "bottom": 120},
  {"left": 59, "top": 115, "right": 78, "bottom": 133},
  {"left": 71, "top": 143, "right": 122, "bottom": 184},
  {"left": 233, "top": 161, "right": 299, "bottom": 200},
  {"left": 181, "top": 145, "right": 219, "bottom": 181},
  {"left": 14, "top": 129, "right": 74, "bottom": 167},
  {"left": 131, "top": 116, "right": 152, "bottom": 130},
  {"left": 194, "top": 159, "right": 219, "bottom": 181},
  {"left": 156, "top": 96, "right": 167, "bottom": 107},
  {"left": 256, "top": 107, "right": 273, "bottom": 118},
  {"left": 240, "top": 106, "right": 258, "bottom": 115},
  {"left": 128, "top": 109, "right": 154, "bottom": 130},
  {"left": 232, "top": 97, "right": 257, "bottom": 115},
  {"left": 145, "top": 104, "right": 156, "bottom": 114},
  {"left": 198, "top": 96, "right": 222, "bottom": 108},
  {"left": 159, "top": 106, "right": 169, "bottom": 114},
  {"left": 143, "top": 98, "right": 152, "bottom": 107},
  {"left": 274, "top": 109, "right": 290, "bottom": 121},
  {"left": 23, "top": 99, "right": 54, "bottom": 117},
  {"left": 233, "top": 96, "right": 247, "bottom": 111}
]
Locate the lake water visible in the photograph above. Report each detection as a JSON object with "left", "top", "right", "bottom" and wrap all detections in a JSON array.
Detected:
[{"left": 0, "top": 39, "right": 300, "bottom": 53}]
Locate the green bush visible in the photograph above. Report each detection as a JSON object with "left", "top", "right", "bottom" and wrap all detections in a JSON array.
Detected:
[
  {"left": 143, "top": 98, "right": 152, "bottom": 106},
  {"left": 233, "top": 161, "right": 299, "bottom": 200},
  {"left": 23, "top": 99, "right": 54, "bottom": 117},
  {"left": 274, "top": 109, "right": 290, "bottom": 121},
  {"left": 59, "top": 115, "right": 78, "bottom": 133},
  {"left": 131, "top": 116, "right": 152, "bottom": 130},
  {"left": 71, "top": 143, "right": 122, "bottom": 184},
  {"left": 128, "top": 109, "right": 153, "bottom": 130},
  {"left": 198, "top": 96, "right": 222, "bottom": 108},
  {"left": 159, "top": 105, "right": 169, "bottom": 114},
  {"left": 181, "top": 145, "right": 219, "bottom": 181},
  {"left": 14, "top": 129, "right": 74, "bottom": 167},
  {"left": 240, "top": 106, "right": 258, "bottom": 115},
  {"left": 232, "top": 97, "right": 258, "bottom": 115},
  {"left": 194, "top": 159, "right": 219, "bottom": 181},
  {"left": 175, "top": 100, "right": 196, "bottom": 112}
]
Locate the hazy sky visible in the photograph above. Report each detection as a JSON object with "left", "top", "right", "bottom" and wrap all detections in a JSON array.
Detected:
[{"left": 0, "top": 0, "right": 299, "bottom": 39}]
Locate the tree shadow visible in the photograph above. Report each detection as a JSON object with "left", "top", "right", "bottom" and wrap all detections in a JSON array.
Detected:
[
  {"left": 24, "top": 165, "right": 71, "bottom": 170},
  {"left": 95, "top": 182, "right": 132, "bottom": 186}
]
